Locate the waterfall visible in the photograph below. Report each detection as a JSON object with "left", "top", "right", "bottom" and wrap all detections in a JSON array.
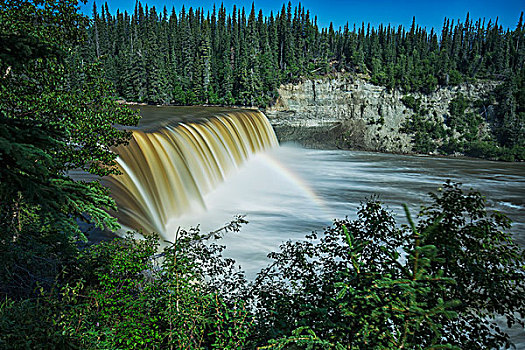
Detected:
[{"left": 104, "top": 109, "right": 279, "bottom": 235}]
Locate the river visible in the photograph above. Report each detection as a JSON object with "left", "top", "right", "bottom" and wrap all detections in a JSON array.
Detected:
[
  {"left": 172, "top": 145, "right": 525, "bottom": 274},
  {"left": 106, "top": 106, "right": 525, "bottom": 346}
]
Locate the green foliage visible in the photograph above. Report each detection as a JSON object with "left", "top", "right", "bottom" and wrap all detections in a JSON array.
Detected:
[
  {"left": 0, "top": 218, "right": 252, "bottom": 349},
  {"left": 250, "top": 183, "right": 524, "bottom": 349},
  {"left": 401, "top": 95, "right": 445, "bottom": 154},
  {"left": 401, "top": 95, "right": 422, "bottom": 113},
  {"left": 405, "top": 115, "right": 445, "bottom": 154},
  {"left": 0, "top": 118, "right": 121, "bottom": 239},
  {"left": 0, "top": 297, "right": 71, "bottom": 349},
  {"left": 491, "top": 68, "right": 525, "bottom": 158},
  {"left": 0, "top": 0, "right": 140, "bottom": 244},
  {"left": 447, "top": 93, "right": 471, "bottom": 132},
  {"left": 259, "top": 327, "right": 342, "bottom": 350},
  {"left": 401, "top": 87, "right": 524, "bottom": 160},
  {"left": 417, "top": 183, "right": 525, "bottom": 348}
]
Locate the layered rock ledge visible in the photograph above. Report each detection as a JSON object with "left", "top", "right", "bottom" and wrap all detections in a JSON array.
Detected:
[{"left": 265, "top": 74, "right": 499, "bottom": 153}]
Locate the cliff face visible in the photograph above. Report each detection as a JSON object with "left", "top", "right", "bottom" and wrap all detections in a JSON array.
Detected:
[{"left": 265, "top": 74, "right": 499, "bottom": 153}]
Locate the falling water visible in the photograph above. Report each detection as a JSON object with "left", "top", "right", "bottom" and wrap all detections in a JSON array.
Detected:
[{"left": 104, "top": 109, "right": 278, "bottom": 234}]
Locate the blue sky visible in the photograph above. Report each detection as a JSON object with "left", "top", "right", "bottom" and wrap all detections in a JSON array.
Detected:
[{"left": 80, "top": 0, "right": 524, "bottom": 31}]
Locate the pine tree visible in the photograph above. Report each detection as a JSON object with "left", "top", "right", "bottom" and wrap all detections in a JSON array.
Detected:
[{"left": 0, "top": 0, "right": 139, "bottom": 241}]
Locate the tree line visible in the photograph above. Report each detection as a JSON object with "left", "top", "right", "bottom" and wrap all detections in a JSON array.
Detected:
[{"left": 84, "top": 2, "right": 524, "bottom": 106}]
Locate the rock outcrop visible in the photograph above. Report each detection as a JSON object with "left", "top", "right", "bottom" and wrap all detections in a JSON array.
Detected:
[{"left": 265, "top": 74, "right": 499, "bottom": 153}]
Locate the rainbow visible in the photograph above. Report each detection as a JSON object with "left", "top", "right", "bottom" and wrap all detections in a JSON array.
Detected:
[{"left": 259, "top": 152, "right": 334, "bottom": 221}]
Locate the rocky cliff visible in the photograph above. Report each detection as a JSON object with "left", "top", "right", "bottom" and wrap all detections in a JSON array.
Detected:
[{"left": 265, "top": 74, "right": 499, "bottom": 153}]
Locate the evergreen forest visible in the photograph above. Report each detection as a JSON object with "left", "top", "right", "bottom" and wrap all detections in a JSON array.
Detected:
[
  {"left": 84, "top": 2, "right": 525, "bottom": 160},
  {"left": 86, "top": 2, "right": 524, "bottom": 105},
  {"left": 1, "top": 1, "right": 524, "bottom": 349}
]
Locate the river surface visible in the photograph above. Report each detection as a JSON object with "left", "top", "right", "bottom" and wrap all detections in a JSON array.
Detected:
[{"left": 174, "top": 145, "right": 525, "bottom": 275}]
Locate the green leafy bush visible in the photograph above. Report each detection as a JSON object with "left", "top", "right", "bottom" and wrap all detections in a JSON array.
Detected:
[
  {"left": 250, "top": 182, "right": 525, "bottom": 349},
  {"left": 1, "top": 182, "right": 524, "bottom": 349},
  {"left": 1, "top": 217, "right": 252, "bottom": 349},
  {"left": 62, "top": 218, "right": 252, "bottom": 349}
]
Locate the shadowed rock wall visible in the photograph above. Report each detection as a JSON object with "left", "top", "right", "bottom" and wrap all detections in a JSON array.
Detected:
[{"left": 266, "top": 74, "right": 498, "bottom": 153}]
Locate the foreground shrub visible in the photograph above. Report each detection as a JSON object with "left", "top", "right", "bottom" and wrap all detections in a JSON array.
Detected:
[
  {"left": 1, "top": 184, "right": 523, "bottom": 349},
  {"left": 1, "top": 218, "right": 251, "bottom": 349},
  {"left": 250, "top": 182, "right": 525, "bottom": 349}
]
